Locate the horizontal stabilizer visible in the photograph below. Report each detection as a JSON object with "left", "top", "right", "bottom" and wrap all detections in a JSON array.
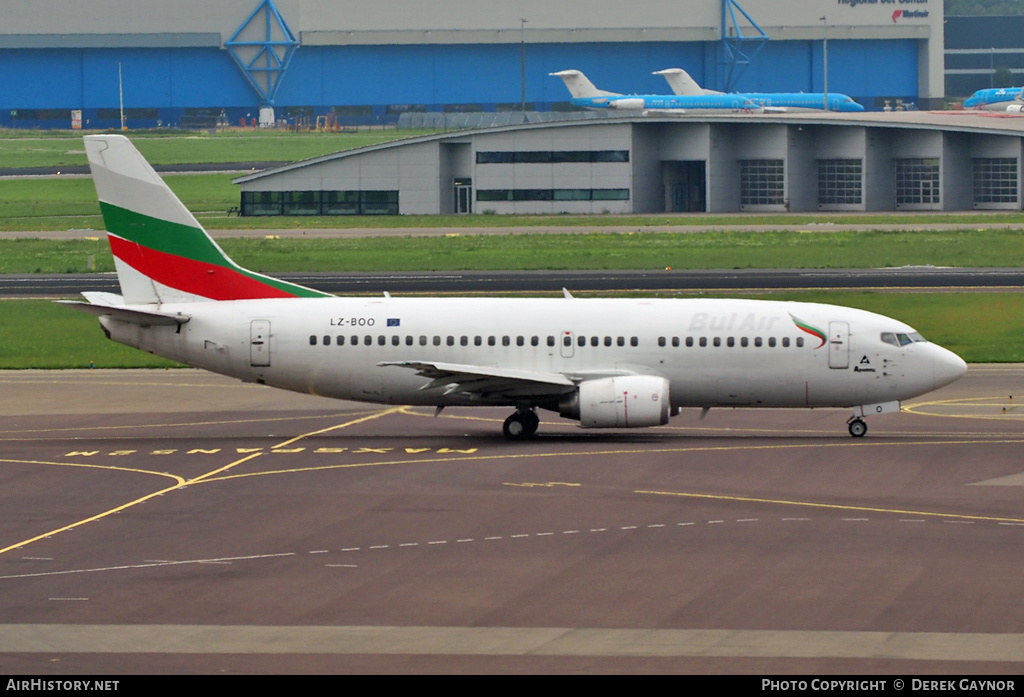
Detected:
[{"left": 58, "top": 293, "right": 190, "bottom": 326}]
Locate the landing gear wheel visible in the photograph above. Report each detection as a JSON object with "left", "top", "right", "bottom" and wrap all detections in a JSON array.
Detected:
[
  {"left": 848, "top": 418, "right": 868, "bottom": 438},
  {"left": 503, "top": 410, "right": 539, "bottom": 440}
]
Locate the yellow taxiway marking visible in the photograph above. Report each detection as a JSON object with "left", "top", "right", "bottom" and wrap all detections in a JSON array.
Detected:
[
  {"left": 192, "top": 435, "right": 1024, "bottom": 485},
  {"left": 272, "top": 407, "right": 405, "bottom": 449},
  {"left": 637, "top": 489, "right": 1024, "bottom": 524},
  {"left": 0, "top": 407, "right": 403, "bottom": 557}
]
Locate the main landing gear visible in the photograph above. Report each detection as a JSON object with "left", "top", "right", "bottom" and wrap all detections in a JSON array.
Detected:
[
  {"left": 847, "top": 417, "right": 868, "bottom": 438},
  {"left": 503, "top": 409, "right": 540, "bottom": 439}
]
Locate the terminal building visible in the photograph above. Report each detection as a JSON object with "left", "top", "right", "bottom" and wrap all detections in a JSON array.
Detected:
[
  {"left": 233, "top": 112, "right": 1024, "bottom": 215},
  {"left": 3, "top": 0, "right": 944, "bottom": 129}
]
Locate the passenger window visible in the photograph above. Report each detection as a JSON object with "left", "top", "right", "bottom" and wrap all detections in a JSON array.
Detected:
[
  {"left": 782, "top": 337, "right": 790, "bottom": 348},
  {"left": 591, "top": 336, "right": 599, "bottom": 347},
  {"left": 447, "top": 336, "right": 454, "bottom": 346},
  {"left": 617, "top": 337, "right": 625, "bottom": 347},
  {"left": 740, "top": 337, "right": 748, "bottom": 347},
  {"left": 531, "top": 336, "right": 539, "bottom": 347},
  {"left": 713, "top": 337, "right": 721, "bottom": 347},
  {"left": 547, "top": 336, "right": 555, "bottom": 347},
  {"left": 378, "top": 336, "right": 386, "bottom": 346},
  {"left": 503, "top": 336, "right": 511, "bottom": 346},
  {"left": 323, "top": 335, "right": 331, "bottom": 346},
  {"left": 489, "top": 336, "right": 496, "bottom": 346},
  {"left": 630, "top": 337, "right": 638, "bottom": 347},
  {"left": 309, "top": 335, "right": 317, "bottom": 346},
  {"left": 461, "top": 336, "right": 468, "bottom": 346},
  {"left": 406, "top": 336, "right": 413, "bottom": 346},
  {"left": 672, "top": 337, "right": 680, "bottom": 347},
  {"left": 796, "top": 337, "right": 804, "bottom": 348},
  {"left": 337, "top": 336, "right": 345, "bottom": 346},
  {"left": 475, "top": 336, "right": 482, "bottom": 346},
  {"left": 768, "top": 337, "right": 777, "bottom": 347},
  {"left": 419, "top": 335, "right": 427, "bottom": 346},
  {"left": 578, "top": 336, "right": 586, "bottom": 347},
  {"left": 658, "top": 337, "right": 666, "bottom": 347},
  {"left": 517, "top": 336, "right": 525, "bottom": 347},
  {"left": 699, "top": 337, "right": 707, "bottom": 347},
  {"left": 686, "top": 337, "right": 693, "bottom": 347},
  {"left": 605, "top": 336, "right": 612, "bottom": 347},
  {"left": 433, "top": 336, "right": 441, "bottom": 346},
  {"left": 754, "top": 337, "right": 762, "bottom": 347},
  {"left": 364, "top": 335, "right": 372, "bottom": 346},
  {"left": 727, "top": 337, "right": 735, "bottom": 347}
]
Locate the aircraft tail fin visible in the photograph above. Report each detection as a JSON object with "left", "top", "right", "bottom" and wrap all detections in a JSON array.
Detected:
[
  {"left": 549, "top": 70, "right": 619, "bottom": 99},
  {"left": 84, "top": 134, "right": 330, "bottom": 305},
  {"left": 653, "top": 68, "right": 722, "bottom": 96}
]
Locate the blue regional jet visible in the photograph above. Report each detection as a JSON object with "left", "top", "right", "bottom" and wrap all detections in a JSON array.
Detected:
[
  {"left": 655, "top": 68, "right": 864, "bottom": 113},
  {"left": 550, "top": 70, "right": 761, "bottom": 113},
  {"left": 962, "top": 87, "right": 1024, "bottom": 112}
]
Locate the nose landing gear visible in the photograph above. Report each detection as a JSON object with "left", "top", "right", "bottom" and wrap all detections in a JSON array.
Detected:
[{"left": 847, "top": 417, "right": 868, "bottom": 438}]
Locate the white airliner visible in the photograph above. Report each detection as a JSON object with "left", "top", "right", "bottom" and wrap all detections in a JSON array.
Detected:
[{"left": 65, "top": 135, "right": 966, "bottom": 439}]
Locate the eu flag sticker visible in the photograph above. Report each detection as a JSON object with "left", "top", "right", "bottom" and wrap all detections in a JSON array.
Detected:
[{"left": 387, "top": 318, "right": 401, "bottom": 327}]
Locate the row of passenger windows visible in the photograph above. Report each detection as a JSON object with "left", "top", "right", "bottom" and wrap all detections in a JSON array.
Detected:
[
  {"left": 310, "top": 334, "right": 639, "bottom": 347},
  {"left": 659, "top": 336, "right": 805, "bottom": 348},
  {"left": 309, "top": 334, "right": 806, "bottom": 348}
]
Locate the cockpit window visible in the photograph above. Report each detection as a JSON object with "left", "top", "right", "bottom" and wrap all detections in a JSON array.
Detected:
[{"left": 881, "top": 331, "right": 927, "bottom": 347}]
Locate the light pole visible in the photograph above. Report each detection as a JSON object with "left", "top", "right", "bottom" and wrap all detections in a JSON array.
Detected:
[
  {"left": 520, "top": 18, "right": 528, "bottom": 116},
  {"left": 820, "top": 16, "right": 829, "bottom": 111}
]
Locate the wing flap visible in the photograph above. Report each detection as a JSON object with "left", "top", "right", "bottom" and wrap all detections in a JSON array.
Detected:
[{"left": 379, "top": 360, "right": 575, "bottom": 400}]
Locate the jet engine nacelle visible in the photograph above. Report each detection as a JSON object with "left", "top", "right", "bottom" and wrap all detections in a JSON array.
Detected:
[
  {"left": 1006, "top": 104, "right": 1024, "bottom": 113},
  {"left": 610, "top": 98, "right": 646, "bottom": 110},
  {"left": 559, "top": 375, "right": 671, "bottom": 428}
]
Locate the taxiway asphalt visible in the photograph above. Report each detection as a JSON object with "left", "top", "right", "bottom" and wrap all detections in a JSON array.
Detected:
[{"left": 1, "top": 367, "right": 1023, "bottom": 674}]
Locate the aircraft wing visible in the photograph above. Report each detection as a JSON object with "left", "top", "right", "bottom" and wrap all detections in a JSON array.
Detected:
[{"left": 378, "top": 360, "right": 576, "bottom": 400}]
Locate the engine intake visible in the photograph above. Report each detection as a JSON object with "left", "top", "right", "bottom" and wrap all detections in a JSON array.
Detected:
[{"left": 559, "top": 375, "right": 671, "bottom": 428}]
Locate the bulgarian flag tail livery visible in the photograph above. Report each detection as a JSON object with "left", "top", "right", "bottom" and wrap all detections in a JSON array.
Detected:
[{"left": 84, "top": 135, "right": 330, "bottom": 305}]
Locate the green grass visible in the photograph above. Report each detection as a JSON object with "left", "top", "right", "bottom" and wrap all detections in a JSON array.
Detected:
[
  {"left": 3, "top": 292, "right": 1020, "bottom": 368},
  {"left": 0, "top": 300, "right": 179, "bottom": 369},
  {"left": 10, "top": 229, "right": 1024, "bottom": 274},
  {"left": 0, "top": 128, "right": 440, "bottom": 168}
]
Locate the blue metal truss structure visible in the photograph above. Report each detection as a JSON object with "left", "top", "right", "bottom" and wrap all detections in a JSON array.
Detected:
[
  {"left": 720, "top": 0, "right": 769, "bottom": 92},
  {"left": 224, "top": 0, "right": 299, "bottom": 106}
]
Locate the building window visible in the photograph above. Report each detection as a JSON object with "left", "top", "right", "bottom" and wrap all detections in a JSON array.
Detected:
[
  {"left": 818, "top": 159, "right": 863, "bottom": 205},
  {"left": 240, "top": 191, "right": 283, "bottom": 216},
  {"left": 739, "top": 159, "right": 785, "bottom": 206},
  {"left": 240, "top": 190, "right": 398, "bottom": 216},
  {"left": 895, "top": 158, "right": 940, "bottom": 206},
  {"left": 475, "top": 150, "right": 629, "bottom": 164},
  {"left": 973, "top": 158, "right": 1018, "bottom": 204},
  {"left": 283, "top": 191, "right": 320, "bottom": 216},
  {"left": 477, "top": 189, "right": 629, "bottom": 202}
]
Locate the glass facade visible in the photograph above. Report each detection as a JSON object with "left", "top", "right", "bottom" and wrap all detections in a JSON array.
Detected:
[
  {"left": 739, "top": 159, "right": 785, "bottom": 206},
  {"left": 895, "top": 158, "right": 940, "bottom": 206},
  {"left": 817, "top": 159, "right": 863, "bottom": 206},
  {"left": 972, "top": 158, "right": 1018, "bottom": 204},
  {"left": 241, "top": 190, "right": 398, "bottom": 216}
]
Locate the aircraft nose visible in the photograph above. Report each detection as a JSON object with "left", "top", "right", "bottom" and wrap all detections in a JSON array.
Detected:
[{"left": 933, "top": 345, "right": 968, "bottom": 388}]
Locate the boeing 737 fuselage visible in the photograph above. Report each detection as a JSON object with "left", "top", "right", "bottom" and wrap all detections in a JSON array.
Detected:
[{"left": 65, "top": 135, "right": 967, "bottom": 439}]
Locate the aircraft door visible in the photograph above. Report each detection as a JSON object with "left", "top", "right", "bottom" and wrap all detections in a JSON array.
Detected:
[
  {"left": 250, "top": 320, "right": 271, "bottom": 367},
  {"left": 828, "top": 321, "right": 850, "bottom": 369},
  {"left": 560, "top": 331, "right": 575, "bottom": 358}
]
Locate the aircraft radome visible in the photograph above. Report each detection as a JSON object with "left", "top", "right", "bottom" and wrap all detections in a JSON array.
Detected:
[{"left": 64, "top": 135, "right": 967, "bottom": 439}]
